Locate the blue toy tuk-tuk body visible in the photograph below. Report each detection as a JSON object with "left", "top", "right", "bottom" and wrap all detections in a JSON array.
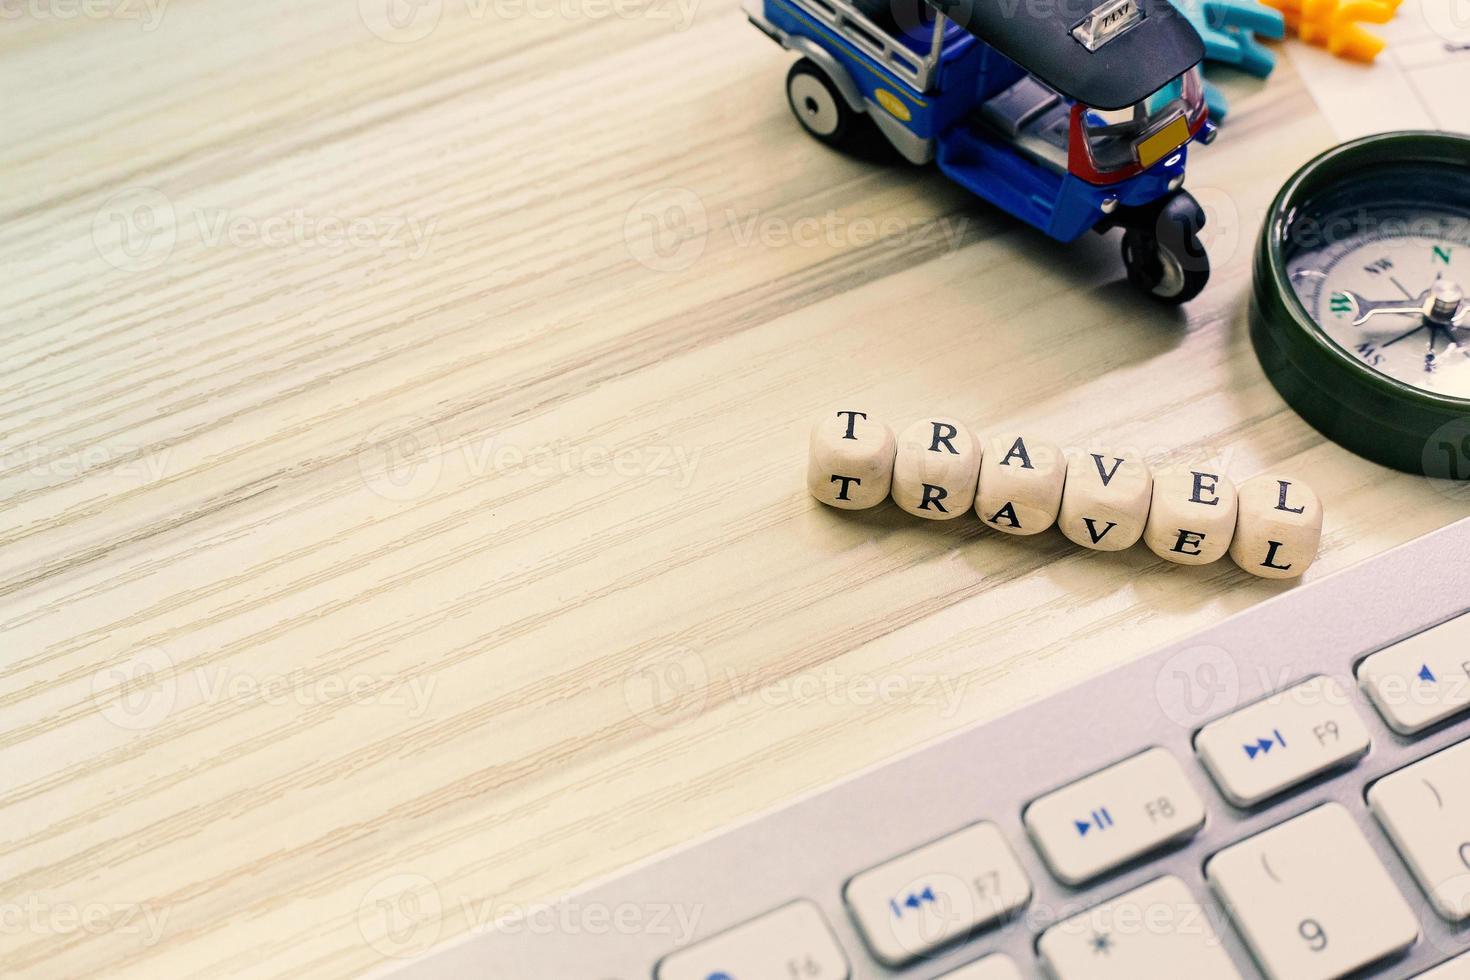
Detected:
[{"left": 748, "top": 0, "right": 1218, "bottom": 302}]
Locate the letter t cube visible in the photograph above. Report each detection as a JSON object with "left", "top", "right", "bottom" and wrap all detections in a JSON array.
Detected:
[{"left": 807, "top": 408, "right": 896, "bottom": 510}]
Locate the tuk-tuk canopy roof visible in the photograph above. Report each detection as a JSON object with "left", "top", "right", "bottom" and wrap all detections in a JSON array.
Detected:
[{"left": 928, "top": 0, "right": 1204, "bottom": 111}]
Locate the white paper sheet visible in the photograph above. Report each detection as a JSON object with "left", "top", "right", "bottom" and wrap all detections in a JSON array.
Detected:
[{"left": 1287, "top": 0, "right": 1470, "bottom": 139}]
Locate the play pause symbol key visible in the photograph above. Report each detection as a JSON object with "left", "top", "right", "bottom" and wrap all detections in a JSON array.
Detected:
[
  {"left": 1024, "top": 748, "right": 1206, "bottom": 886},
  {"left": 1075, "top": 809, "right": 1114, "bottom": 837}
]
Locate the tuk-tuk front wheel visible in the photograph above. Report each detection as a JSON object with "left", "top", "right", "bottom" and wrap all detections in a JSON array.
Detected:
[
  {"left": 1121, "top": 224, "right": 1209, "bottom": 305},
  {"left": 787, "top": 60, "right": 865, "bottom": 151},
  {"left": 1123, "top": 196, "right": 1205, "bottom": 307}
]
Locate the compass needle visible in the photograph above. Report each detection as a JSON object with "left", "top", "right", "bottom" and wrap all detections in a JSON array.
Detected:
[
  {"left": 1381, "top": 324, "right": 1426, "bottom": 349},
  {"left": 1340, "top": 289, "right": 1429, "bottom": 326}
]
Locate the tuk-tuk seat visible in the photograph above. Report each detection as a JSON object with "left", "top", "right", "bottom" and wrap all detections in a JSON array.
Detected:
[
  {"left": 980, "top": 76, "right": 1058, "bottom": 138},
  {"left": 980, "top": 76, "right": 1070, "bottom": 171}
]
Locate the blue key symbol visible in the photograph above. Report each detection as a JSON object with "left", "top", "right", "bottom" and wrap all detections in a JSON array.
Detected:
[
  {"left": 1075, "top": 808, "right": 1114, "bottom": 837},
  {"left": 1243, "top": 729, "right": 1286, "bottom": 759}
]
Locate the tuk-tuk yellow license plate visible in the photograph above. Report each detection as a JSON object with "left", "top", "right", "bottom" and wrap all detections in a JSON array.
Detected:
[{"left": 1137, "top": 116, "right": 1190, "bottom": 169}]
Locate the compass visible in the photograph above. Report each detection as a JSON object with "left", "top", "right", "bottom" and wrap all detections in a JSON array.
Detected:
[{"left": 1251, "top": 132, "right": 1470, "bottom": 478}]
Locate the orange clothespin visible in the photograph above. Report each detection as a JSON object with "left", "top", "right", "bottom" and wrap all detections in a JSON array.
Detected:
[{"left": 1261, "top": 0, "right": 1403, "bottom": 62}]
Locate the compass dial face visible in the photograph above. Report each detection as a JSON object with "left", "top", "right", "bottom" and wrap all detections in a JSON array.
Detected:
[
  {"left": 1255, "top": 137, "right": 1470, "bottom": 476},
  {"left": 1286, "top": 202, "right": 1470, "bottom": 400}
]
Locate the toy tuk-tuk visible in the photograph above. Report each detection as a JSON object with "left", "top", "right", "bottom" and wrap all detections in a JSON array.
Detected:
[{"left": 747, "top": 0, "right": 1218, "bottom": 303}]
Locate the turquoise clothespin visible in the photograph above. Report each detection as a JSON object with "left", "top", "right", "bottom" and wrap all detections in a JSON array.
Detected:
[{"left": 1172, "top": 0, "right": 1286, "bottom": 120}]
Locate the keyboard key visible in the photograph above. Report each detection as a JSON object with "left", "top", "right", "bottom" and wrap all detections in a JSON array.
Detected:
[
  {"left": 1416, "top": 950, "right": 1470, "bottom": 978},
  {"left": 1194, "top": 676, "right": 1371, "bottom": 807},
  {"left": 1368, "top": 737, "right": 1470, "bottom": 922},
  {"left": 1023, "top": 747, "right": 1206, "bottom": 886},
  {"left": 937, "top": 953, "right": 1024, "bottom": 979},
  {"left": 843, "top": 822, "right": 1031, "bottom": 967},
  {"left": 1037, "top": 875, "right": 1243, "bottom": 979},
  {"left": 1205, "top": 803, "right": 1419, "bottom": 980},
  {"left": 655, "top": 900, "right": 848, "bottom": 980},
  {"left": 1358, "top": 614, "right": 1470, "bottom": 735}
]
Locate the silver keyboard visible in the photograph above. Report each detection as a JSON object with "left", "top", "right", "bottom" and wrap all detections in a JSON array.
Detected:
[{"left": 390, "top": 518, "right": 1470, "bottom": 980}]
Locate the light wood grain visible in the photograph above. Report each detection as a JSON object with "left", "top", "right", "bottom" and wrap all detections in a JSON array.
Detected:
[{"left": 2, "top": 6, "right": 1464, "bottom": 978}]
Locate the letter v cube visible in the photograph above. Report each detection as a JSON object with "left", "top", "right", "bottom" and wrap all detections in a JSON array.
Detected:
[{"left": 1059, "top": 449, "right": 1153, "bottom": 551}]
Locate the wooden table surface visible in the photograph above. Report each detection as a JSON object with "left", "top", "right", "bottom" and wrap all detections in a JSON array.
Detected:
[{"left": 4, "top": 4, "right": 1464, "bottom": 977}]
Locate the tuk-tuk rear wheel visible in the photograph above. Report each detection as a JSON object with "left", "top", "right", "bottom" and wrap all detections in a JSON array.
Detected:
[
  {"left": 1121, "top": 227, "right": 1209, "bottom": 305},
  {"left": 787, "top": 60, "right": 869, "bottom": 152}
]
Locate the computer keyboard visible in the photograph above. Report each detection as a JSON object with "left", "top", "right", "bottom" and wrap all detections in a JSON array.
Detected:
[{"left": 390, "top": 517, "right": 1470, "bottom": 980}]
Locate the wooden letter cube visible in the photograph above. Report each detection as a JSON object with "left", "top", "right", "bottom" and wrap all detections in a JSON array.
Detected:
[
  {"left": 1143, "top": 468, "right": 1239, "bottom": 565},
  {"left": 974, "top": 433, "right": 1067, "bottom": 535},
  {"left": 1230, "top": 475, "right": 1323, "bottom": 579},
  {"left": 806, "top": 408, "right": 895, "bottom": 510},
  {"left": 891, "top": 417, "right": 982, "bottom": 520},
  {"left": 1058, "top": 449, "right": 1153, "bottom": 552}
]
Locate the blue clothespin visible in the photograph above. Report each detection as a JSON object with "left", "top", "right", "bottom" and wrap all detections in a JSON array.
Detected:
[{"left": 1173, "top": 0, "right": 1286, "bottom": 120}]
